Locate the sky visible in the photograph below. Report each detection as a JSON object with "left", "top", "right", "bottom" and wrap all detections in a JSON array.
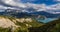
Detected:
[
  {"left": 21, "top": 0, "right": 58, "bottom": 5},
  {"left": 0, "top": 0, "right": 60, "bottom": 14}
]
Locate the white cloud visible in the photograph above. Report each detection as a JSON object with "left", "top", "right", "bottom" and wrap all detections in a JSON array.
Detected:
[
  {"left": 24, "top": 3, "right": 60, "bottom": 14},
  {"left": 55, "top": 0, "right": 60, "bottom": 1},
  {"left": 0, "top": 0, "right": 60, "bottom": 14},
  {"left": 53, "top": 0, "right": 60, "bottom": 2},
  {"left": 47, "top": 3, "right": 60, "bottom": 10},
  {"left": 25, "top": 3, "right": 60, "bottom": 11},
  {"left": 25, "top": 3, "right": 47, "bottom": 11},
  {"left": 1, "top": 0, "right": 27, "bottom": 8},
  {"left": 0, "top": 0, "right": 60, "bottom": 10},
  {"left": 0, "top": 5, "right": 7, "bottom": 9}
]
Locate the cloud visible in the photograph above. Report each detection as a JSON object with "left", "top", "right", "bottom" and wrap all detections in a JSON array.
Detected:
[
  {"left": 0, "top": 0, "right": 60, "bottom": 14},
  {"left": 25, "top": 3, "right": 60, "bottom": 11},
  {"left": 1, "top": 0, "right": 27, "bottom": 8},
  {"left": 0, "top": 5, "right": 7, "bottom": 9},
  {"left": 53, "top": 0, "right": 60, "bottom": 2},
  {"left": 24, "top": 3, "right": 60, "bottom": 14},
  {"left": 46, "top": 3, "right": 60, "bottom": 10},
  {"left": 55, "top": 0, "right": 60, "bottom": 1}
]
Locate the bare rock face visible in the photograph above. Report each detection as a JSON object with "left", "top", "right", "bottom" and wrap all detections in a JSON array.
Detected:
[
  {"left": 0, "top": 17, "right": 17, "bottom": 28},
  {"left": 0, "top": 16, "right": 43, "bottom": 32},
  {"left": 0, "top": 16, "right": 20, "bottom": 32}
]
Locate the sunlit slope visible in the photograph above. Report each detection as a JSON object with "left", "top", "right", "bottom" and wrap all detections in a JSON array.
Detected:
[{"left": 0, "top": 16, "right": 43, "bottom": 32}]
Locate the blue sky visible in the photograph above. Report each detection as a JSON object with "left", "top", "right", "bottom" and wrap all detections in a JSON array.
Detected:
[
  {"left": 0, "top": 0, "right": 60, "bottom": 8},
  {"left": 21, "top": 0, "right": 58, "bottom": 5},
  {"left": 0, "top": 0, "right": 60, "bottom": 14}
]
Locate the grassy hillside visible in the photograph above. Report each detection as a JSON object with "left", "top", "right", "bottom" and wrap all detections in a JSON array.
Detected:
[
  {"left": 0, "top": 15, "right": 60, "bottom": 32},
  {"left": 0, "top": 15, "right": 44, "bottom": 32},
  {"left": 28, "top": 18, "right": 60, "bottom": 32}
]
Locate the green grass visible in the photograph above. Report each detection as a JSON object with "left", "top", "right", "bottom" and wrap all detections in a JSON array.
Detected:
[
  {"left": 0, "top": 15, "right": 44, "bottom": 32},
  {"left": 51, "top": 23, "right": 60, "bottom": 32}
]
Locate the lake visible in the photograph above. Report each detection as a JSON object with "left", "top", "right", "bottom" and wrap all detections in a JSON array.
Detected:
[{"left": 37, "top": 18, "right": 57, "bottom": 23}]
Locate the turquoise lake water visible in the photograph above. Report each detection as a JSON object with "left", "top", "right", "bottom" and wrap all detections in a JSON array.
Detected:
[{"left": 37, "top": 18, "right": 57, "bottom": 23}]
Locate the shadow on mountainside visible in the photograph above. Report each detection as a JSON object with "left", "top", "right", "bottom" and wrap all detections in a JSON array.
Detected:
[{"left": 28, "top": 18, "right": 60, "bottom": 32}]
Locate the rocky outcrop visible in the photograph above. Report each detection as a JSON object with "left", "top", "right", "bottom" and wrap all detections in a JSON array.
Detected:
[{"left": 0, "top": 16, "right": 43, "bottom": 32}]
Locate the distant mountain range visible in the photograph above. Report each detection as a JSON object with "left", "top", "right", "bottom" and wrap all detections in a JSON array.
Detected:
[
  {"left": 0, "top": 9, "right": 60, "bottom": 18},
  {"left": 29, "top": 11, "right": 60, "bottom": 18}
]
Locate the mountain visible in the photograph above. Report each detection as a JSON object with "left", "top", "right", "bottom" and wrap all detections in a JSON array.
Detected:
[
  {"left": 29, "top": 11, "right": 60, "bottom": 18},
  {"left": 0, "top": 9, "right": 43, "bottom": 18},
  {"left": 0, "top": 9, "right": 60, "bottom": 18},
  {"left": 0, "top": 9, "right": 60, "bottom": 32},
  {"left": 28, "top": 18, "right": 60, "bottom": 32},
  {"left": 0, "top": 15, "right": 43, "bottom": 32}
]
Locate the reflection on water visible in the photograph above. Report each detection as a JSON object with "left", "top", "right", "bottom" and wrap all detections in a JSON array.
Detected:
[{"left": 37, "top": 18, "right": 57, "bottom": 23}]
